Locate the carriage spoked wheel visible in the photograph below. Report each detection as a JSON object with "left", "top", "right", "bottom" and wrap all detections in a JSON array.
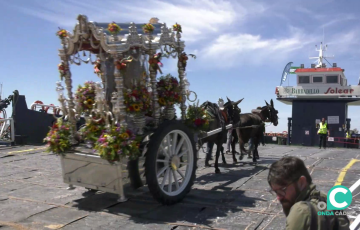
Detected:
[{"left": 145, "top": 120, "right": 197, "bottom": 205}]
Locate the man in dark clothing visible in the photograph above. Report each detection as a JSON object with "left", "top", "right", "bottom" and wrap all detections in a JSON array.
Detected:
[
  {"left": 261, "top": 122, "right": 265, "bottom": 146},
  {"left": 267, "top": 156, "right": 350, "bottom": 229}
]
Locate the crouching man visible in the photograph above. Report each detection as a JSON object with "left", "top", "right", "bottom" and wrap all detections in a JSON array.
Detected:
[{"left": 267, "top": 156, "right": 350, "bottom": 229}]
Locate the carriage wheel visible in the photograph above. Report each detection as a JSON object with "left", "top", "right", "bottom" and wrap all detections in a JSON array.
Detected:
[{"left": 145, "top": 120, "right": 197, "bottom": 205}]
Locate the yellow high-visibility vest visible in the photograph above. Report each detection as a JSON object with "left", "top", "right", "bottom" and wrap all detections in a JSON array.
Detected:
[
  {"left": 317, "top": 123, "right": 328, "bottom": 134},
  {"left": 346, "top": 132, "right": 351, "bottom": 138}
]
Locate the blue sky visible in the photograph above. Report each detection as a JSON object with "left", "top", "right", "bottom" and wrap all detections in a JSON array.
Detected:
[{"left": 1, "top": 0, "right": 360, "bottom": 133}]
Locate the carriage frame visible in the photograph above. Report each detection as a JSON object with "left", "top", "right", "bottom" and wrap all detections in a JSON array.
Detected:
[{"left": 53, "top": 15, "right": 240, "bottom": 205}]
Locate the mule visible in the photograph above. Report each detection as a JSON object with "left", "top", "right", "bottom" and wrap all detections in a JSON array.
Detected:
[
  {"left": 200, "top": 97, "right": 243, "bottom": 173},
  {"left": 235, "top": 99, "right": 279, "bottom": 163}
]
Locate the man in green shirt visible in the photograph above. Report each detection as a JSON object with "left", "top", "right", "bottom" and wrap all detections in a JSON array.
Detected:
[{"left": 268, "top": 156, "right": 350, "bottom": 229}]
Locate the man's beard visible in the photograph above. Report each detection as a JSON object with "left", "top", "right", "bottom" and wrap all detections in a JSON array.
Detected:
[{"left": 281, "top": 185, "right": 301, "bottom": 216}]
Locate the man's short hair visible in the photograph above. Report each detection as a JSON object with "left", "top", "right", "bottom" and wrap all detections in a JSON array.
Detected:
[{"left": 268, "top": 156, "right": 312, "bottom": 186}]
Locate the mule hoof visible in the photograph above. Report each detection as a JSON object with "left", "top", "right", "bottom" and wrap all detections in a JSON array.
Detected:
[
  {"left": 215, "top": 168, "right": 221, "bottom": 174},
  {"left": 252, "top": 158, "right": 257, "bottom": 163},
  {"left": 222, "top": 161, "right": 227, "bottom": 165},
  {"left": 233, "top": 158, "right": 238, "bottom": 163},
  {"left": 205, "top": 162, "right": 211, "bottom": 167},
  {"left": 239, "top": 154, "right": 244, "bottom": 160}
]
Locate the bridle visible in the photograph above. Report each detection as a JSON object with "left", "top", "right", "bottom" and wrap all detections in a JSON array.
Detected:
[
  {"left": 261, "top": 105, "right": 278, "bottom": 125},
  {"left": 225, "top": 103, "right": 241, "bottom": 128}
]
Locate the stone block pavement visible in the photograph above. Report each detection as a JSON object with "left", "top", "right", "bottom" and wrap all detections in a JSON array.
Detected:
[{"left": 0, "top": 144, "right": 360, "bottom": 229}]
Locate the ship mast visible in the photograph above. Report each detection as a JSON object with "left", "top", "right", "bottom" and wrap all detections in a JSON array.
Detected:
[
  {"left": 0, "top": 82, "right": 2, "bottom": 100},
  {"left": 309, "top": 29, "right": 334, "bottom": 68},
  {"left": 309, "top": 42, "right": 334, "bottom": 68}
]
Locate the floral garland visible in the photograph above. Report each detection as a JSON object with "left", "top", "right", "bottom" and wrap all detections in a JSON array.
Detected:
[
  {"left": 44, "top": 118, "right": 71, "bottom": 154},
  {"left": 94, "top": 59, "right": 102, "bottom": 76},
  {"left": 58, "top": 62, "right": 68, "bottom": 81},
  {"left": 149, "top": 53, "right": 163, "bottom": 74},
  {"left": 173, "top": 23, "right": 182, "bottom": 33},
  {"left": 179, "top": 52, "right": 196, "bottom": 71},
  {"left": 74, "top": 81, "right": 96, "bottom": 114},
  {"left": 142, "top": 23, "right": 155, "bottom": 34},
  {"left": 123, "top": 83, "right": 151, "bottom": 115},
  {"left": 115, "top": 56, "right": 133, "bottom": 74},
  {"left": 81, "top": 117, "right": 106, "bottom": 143},
  {"left": 157, "top": 74, "right": 182, "bottom": 107},
  {"left": 56, "top": 28, "right": 68, "bottom": 39},
  {"left": 94, "top": 123, "right": 142, "bottom": 162},
  {"left": 185, "top": 100, "right": 210, "bottom": 132},
  {"left": 107, "top": 22, "right": 122, "bottom": 35}
]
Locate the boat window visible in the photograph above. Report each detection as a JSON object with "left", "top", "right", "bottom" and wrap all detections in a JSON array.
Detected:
[
  {"left": 340, "top": 77, "right": 343, "bottom": 86},
  {"left": 326, "top": 75, "right": 338, "bottom": 83},
  {"left": 313, "top": 76, "right": 323, "bottom": 83},
  {"left": 299, "top": 76, "right": 310, "bottom": 83}
]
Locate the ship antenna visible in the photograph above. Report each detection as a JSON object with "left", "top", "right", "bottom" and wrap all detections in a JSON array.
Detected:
[
  {"left": 309, "top": 29, "right": 334, "bottom": 68},
  {"left": 0, "top": 82, "right": 2, "bottom": 100}
]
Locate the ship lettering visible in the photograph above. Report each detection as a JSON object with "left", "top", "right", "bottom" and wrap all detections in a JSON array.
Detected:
[
  {"left": 324, "top": 87, "right": 354, "bottom": 94},
  {"left": 291, "top": 88, "right": 320, "bottom": 94}
]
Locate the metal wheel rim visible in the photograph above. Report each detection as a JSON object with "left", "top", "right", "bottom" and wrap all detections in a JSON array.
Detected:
[{"left": 155, "top": 129, "right": 194, "bottom": 196}]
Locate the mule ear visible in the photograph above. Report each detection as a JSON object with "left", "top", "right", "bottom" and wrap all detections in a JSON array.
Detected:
[
  {"left": 265, "top": 100, "right": 269, "bottom": 106},
  {"left": 235, "top": 98, "right": 244, "bottom": 105},
  {"left": 226, "top": 97, "right": 232, "bottom": 104},
  {"left": 270, "top": 99, "right": 274, "bottom": 108}
]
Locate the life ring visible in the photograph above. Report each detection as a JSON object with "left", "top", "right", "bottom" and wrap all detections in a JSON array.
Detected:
[
  {"left": 275, "top": 87, "right": 279, "bottom": 95},
  {"left": 31, "top": 100, "right": 45, "bottom": 111},
  {"left": 44, "top": 104, "right": 56, "bottom": 114}
]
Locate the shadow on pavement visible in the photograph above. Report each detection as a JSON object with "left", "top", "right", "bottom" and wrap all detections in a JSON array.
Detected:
[{"left": 68, "top": 163, "right": 273, "bottom": 227}]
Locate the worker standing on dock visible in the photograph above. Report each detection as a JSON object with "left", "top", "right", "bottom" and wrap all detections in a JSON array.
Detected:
[{"left": 317, "top": 118, "right": 329, "bottom": 149}]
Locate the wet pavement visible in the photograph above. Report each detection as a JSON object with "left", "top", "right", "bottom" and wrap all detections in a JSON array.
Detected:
[{"left": 0, "top": 144, "right": 360, "bottom": 229}]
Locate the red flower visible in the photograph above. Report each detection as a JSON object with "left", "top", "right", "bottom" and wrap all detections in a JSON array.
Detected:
[{"left": 194, "top": 118, "right": 203, "bottom": 126}]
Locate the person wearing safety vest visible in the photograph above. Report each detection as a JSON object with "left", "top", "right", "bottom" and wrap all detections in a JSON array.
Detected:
[
  {"left": 344, "top": 129, "right": 351, "bottom": 148},
  {"left": 317, "top": 118, "right": 330, "bottom": 149}
]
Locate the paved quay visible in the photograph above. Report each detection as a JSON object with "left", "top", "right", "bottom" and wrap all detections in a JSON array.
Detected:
[{"left": 0, "top": 144, "right": 360, "bottom": 230}]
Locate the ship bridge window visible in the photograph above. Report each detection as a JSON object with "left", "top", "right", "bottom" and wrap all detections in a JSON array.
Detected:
[
  {"left": 313, "top": 76, "right": 323, "bottom": 83},
  {"left": 299, "top": 76, "right": 310, "bottom": 83},
  {"left": 326, "top": 75, "right": 338, "bottom": 83}
]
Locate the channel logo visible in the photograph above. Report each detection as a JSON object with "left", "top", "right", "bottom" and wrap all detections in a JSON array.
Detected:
[{"left": 317, "top": 185, "right": 352, "bottom": 216}]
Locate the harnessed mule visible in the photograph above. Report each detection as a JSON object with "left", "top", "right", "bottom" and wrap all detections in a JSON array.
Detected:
[
  {"left": 236, "top": 99, "right": 279, "bottom": 163},
  {"left": 200, "top": 97, "right": 244, "bottom": 173}
]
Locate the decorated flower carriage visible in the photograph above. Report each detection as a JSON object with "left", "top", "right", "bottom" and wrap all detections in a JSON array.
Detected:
[{"left": 48, "top": 15, "right": 230, "bottom": 205}]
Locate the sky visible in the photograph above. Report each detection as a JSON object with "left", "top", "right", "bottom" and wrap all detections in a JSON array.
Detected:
[{"left": 1, "top": 0, "right": 360, "bottom": 133}]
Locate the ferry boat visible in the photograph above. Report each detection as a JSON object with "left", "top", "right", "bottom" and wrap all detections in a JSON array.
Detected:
[{"left": 274, "top": 42, "right": 360, "bottom": 147}]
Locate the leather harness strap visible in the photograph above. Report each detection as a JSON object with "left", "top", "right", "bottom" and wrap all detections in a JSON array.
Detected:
[{"left": 220, "top": 110, "right": 228, "bottom": 123}]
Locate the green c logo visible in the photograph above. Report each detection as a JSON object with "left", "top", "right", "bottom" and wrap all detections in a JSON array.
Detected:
[{"left": 327, "top": 185, "right": 352, "bottom": 210}]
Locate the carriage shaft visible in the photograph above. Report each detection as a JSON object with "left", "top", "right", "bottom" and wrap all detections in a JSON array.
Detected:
[{"left": 198, "top": 124, "right": 262, "bottom": 139}]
